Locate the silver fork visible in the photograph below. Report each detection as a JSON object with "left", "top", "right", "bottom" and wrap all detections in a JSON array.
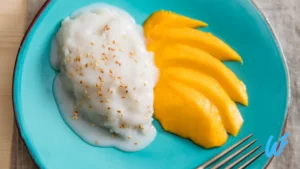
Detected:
[{"left": 196, "top": 134, "right": 265, "bottom": 169}]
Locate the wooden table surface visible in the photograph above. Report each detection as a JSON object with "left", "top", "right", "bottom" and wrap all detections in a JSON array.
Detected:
[
  {"left": 0, "top": 0, "right": 27, "bottom": 168},
  {"left": 0, "top": 0, "right": 299, "bottom": 168}
]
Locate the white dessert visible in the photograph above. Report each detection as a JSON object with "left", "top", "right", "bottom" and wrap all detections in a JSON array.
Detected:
[{"left": 51, "top": 4, "right": 158, "bottom": 152}]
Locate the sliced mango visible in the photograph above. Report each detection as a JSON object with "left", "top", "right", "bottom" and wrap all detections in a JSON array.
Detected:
[
  {"left": 147, "top": 27, "right": 242, "bottom": 62},
  {"left": 144, "top": 10, "right": 207, "bottom": 37},
  {"left": 160, "top": 68, "right": 244, "bottom": 135},
  {"left": 155, "top": 44, "right": 248, "bottom": 106},
  {"left": 154, "top": 81, "right": 228, "bottom": 148}
]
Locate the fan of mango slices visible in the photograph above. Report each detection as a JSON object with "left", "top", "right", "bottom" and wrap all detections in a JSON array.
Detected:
[{"left": 143, "top": 10, "right": 248, "bottom": 148}]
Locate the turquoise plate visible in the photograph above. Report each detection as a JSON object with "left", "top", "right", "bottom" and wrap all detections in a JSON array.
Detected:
[{"left": 13, "top": 0, "right": 289, "bottom": 168}]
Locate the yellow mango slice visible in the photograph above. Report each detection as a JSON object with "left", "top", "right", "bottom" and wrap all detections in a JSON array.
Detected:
[
  {"left": 160, "top": 68, "right": 244, "bottom": 136},
  {"left": 144, "top": 10, "right": 207, "bottom": 37},
  {"left": 154, "top": 81, "right": 228, "bottom": 148},
  {"left": 147, "top": 27, "right": 242, "bottom": 62},
  {"left": 155, "top": 44, "right": 248, "bottom": 106}
]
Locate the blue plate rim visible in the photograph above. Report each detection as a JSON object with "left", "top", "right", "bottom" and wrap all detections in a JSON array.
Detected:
[{"left": 12, "top": 0, "right": 291, "bottom": 168}]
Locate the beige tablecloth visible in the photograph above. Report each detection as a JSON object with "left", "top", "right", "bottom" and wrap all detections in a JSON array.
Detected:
[{"left": 11, "top": 0, "right": 300, "bottom": 168}]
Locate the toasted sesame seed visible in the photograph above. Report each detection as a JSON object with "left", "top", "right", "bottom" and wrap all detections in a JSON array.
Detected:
[
  {"left": 124, "top": 86, "right": 128, "bottom": 89},
  {"left": 117, "top": 110, "right": 121, "bottom": 113},
  {"left": 119, "top": 124, "right": 125, "bottom": 128},
  {"left": 68, "top": 72, "right": 74, "bottom": 77},
  {"left": 112, "top": 40, "right": 116, "bottom": 44},
  {"left": 106, "top": 99, "right": 110, "bottom": 103},
  {"left": 104, "top": 25, "right": 110, "bottom": 31},
  {"left": 102, "top": 44, "right": 105, "bottom": 48},
  {"left": 129, "top": 52, "right": 135, "bottom": 56},
  {"left": 109, "top": 69, "right": 113, "bottom": 74},
  {"left": 107, "top": 107, "right": 111, "bottom": 110},
  {"left": 99, "top": 76, "right": 103, "bottom": 81},
  {"left": 86, "top": 53, "right": 89, "bottom": 57},
  {"left": 115, "top": 60, "right": 121, "bottom": 66},
  {"left": 133, "top": 87, "right": 136, "bottom": 90},
  {"left": 89, "top": 105, "right": 93, "bottom": 109},
  {"left": 85, "top": 85, "right": 89, "bottom": 88},
  {"left": 122, "top": 96, "right": 126, "bottom": 99},
  {"left": 98, "top": 91, "right": 102, "bottom": 96},
  {"left": 100, "top": 100, "right": 104, "bottom": 103},
  {"left": 113, "top": 54, "right": 116, "bottom": 58},
  {"left": 127, "top": 136, "right": 132, "bottom": 139},
  {"left": 96, "top": 83, "right": 99, "bottom": 87},
  {"left": 134, "top": 142, "right": 138, "bottom": 145},
  {"left": 80, "top": 72, "right": 84, "bottom": 76},
  {"left": 119, "top": 48, "right": 124, "bottom": 52},
  {"left": 138, "top": 125, "right": 144, "bottom": 129},
  {"left": 90, "top": 42, "right": 94, "bottom": 45},
  {"left": 100, "top": 68, "right": 105, "bottom": 73},
  {"left": 126, "top": 90, "right": 128, "bottom": 93},
  {"left": 108, "top": 47, "right": 111, "bottom": 50}
]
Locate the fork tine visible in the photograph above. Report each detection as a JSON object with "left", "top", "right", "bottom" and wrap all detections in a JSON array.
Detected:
[
  {"left": 210, "top": 140, "right": 257, "bottom": 169},
  {"left": 224, "top": 146, "right": 261, "bottom": 169},
  {"left": 196, "top": 134, "right": 253, "bottom": 169},
  {"left": 238, "top": 151, "right": 265, "bottom": 169}
]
